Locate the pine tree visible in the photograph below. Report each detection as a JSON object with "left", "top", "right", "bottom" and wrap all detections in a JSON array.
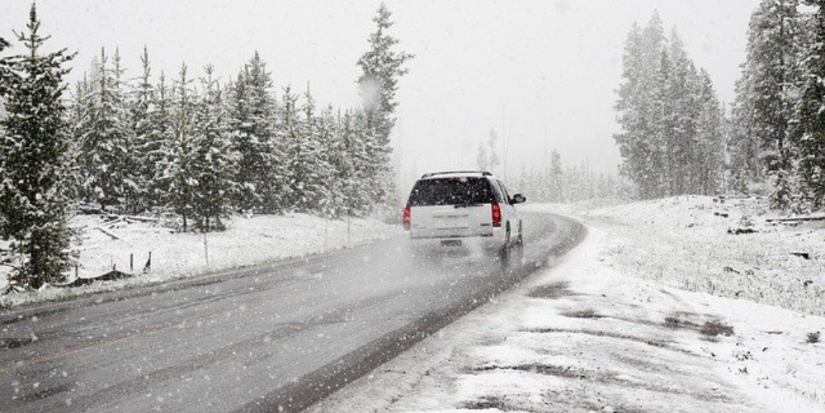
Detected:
[
  {"left": 728, "top": 76, "right": 762, "bottom": 193},
  {"left": 793, "top": 0, "right": 825, "bottom": 209},
  {"left": 695, "top": 70, "right": 725, "bottom": 195},
  {"left": 146, "top": 70, "right": 175, "bottom": 209},
  {"left": 228, "top": 52, "right": 282, "bottom": 213},
  {"left": 743, "top": 0, "right": 802, "bottom": 208},
  {"left": 166, "top": 63, "right": 197, "bottom": 231},
  {"left": 130, "top": 46, "right": 156, "bottom": 212},
  {"left": 356, "top": 3, "right": 412, "bottom": 206},
  {"left": 79, "top": 48, "right": 134, "bottom": 210},
  {"left": 189, "top": 65, "right": 235, "bottom": 231},
  {"left": 0, "top": 4, "right": 75, "bottom": 288}
]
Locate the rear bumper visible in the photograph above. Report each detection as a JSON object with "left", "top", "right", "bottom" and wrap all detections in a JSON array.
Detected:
[{"left": 407, "top": 227, "right": 506, "bottom": 250}]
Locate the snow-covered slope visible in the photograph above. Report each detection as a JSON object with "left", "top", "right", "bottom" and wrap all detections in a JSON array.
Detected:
[{"left": 1, "top": 213, "right": 397, "bottom": 308}]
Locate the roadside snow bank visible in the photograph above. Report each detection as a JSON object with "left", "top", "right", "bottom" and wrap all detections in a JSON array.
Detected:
[
  {"left": 1, "top": 213, "right": 397, "bottom": 308},
  {"left": 527, "top": 196, "right": 825, "bottom": 317}
]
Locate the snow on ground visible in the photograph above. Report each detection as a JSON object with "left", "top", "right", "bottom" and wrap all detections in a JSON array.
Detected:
[
  {"left": 550, "top": 196, "right": 825, "bottom": 317},
  {"left": 0, "top": 213, "right": 397, "bottom": 308},
  {"left": 309, "top": 199, "right": 825, "bottom": 413}
]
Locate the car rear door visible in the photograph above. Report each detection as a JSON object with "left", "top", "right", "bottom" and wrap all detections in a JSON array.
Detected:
[{"left": 407, "top": 177, "right": 494, "bottom": 239}]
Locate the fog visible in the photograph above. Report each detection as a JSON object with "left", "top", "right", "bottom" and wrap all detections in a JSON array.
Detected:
[{"left": 0, "top": 0, "right": 758, "bottom": 190}]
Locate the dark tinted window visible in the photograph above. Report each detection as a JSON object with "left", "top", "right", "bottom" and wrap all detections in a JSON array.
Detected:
[{"left": 408, "top": 177, "right": 494, "bottom": 206}]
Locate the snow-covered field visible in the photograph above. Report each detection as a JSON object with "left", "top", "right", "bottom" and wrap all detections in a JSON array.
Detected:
[
  {"left": 309, "top": 198, "right": 825, "bottom": 413},
  {"left": 0, "top": 213, "right": 397, "bottom": 308},
  {"left": 568, "top": 196, "right": 825, "bottom": 317}
]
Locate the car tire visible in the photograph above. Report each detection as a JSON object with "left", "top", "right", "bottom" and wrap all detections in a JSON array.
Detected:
[
  {"left": 517, "top": 220, "right": 523, "bottom": 245},
  {"left": 499, "top": 224, "right": 511, "bottom": 261}
]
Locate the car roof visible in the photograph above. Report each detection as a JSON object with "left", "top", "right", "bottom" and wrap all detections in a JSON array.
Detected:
[{"left": 419, "top": 170, "right": 493, "bottom": 180}]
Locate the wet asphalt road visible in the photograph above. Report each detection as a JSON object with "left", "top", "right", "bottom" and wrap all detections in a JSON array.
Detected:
[{"left": 0, "top": 212, "right": 584, "bottom": 413}]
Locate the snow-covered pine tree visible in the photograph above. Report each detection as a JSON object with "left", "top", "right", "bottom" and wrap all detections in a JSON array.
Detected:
[
  {"left": 614, "top": 16, "right": 667, "bottom": 200},
  {"left": 79, "top": 48, "right": 134, "bottom": 211},
  {"left": 145, "top": 70, "right": 175, "bottom": 209},
  {"left": 728, "top": 76, "right": 762, "bottom": 194},
  {"left": 742, "top": 0, "right": 802, "bottom": 209},
  {"left": 280, "top": 86, "right": 306, "bottom": 211},
  {"left": 357, "top": 3, "right": 412, "bottom": 208},
  {"left": 793, "top": 0, "right": 825, "bottom": 210},
  {"left": 129, "top": 46, "right": 156, "bottom": 212},
  {"left": 166, "top": 63, "right": 197, "bottom": 231},
  {"left": 227, "top": 52, "right": 282, "bottom": 213},
  {"left": 316, "top": 105, "right": 340, "bottom": 218},
  {"left": 291, "top": 86, "right": 331, "bottom": 213},
  {"left": 666, "top": 30, "right": 701, "bottom": 195},
  {"left": 0, "top": 4, "right": 75, "bottom": 288},
  {"left": 189, "top": 65, "right": 236, "bottom": 231},
  {"left": 66, "top": 74, "right": 92, "bottom": 203},
  {"left": 695, "top": 70, "right": 725, "bottom": 195}
]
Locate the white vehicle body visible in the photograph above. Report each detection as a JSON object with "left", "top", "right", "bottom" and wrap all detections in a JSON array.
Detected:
[{"left": 403, "top": 171, "right": 525, "bottom": 255}]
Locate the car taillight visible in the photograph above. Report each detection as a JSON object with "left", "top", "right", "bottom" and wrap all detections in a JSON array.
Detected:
[
  {"left": 403, "top": 206, "right": 411, "bottom": 230},
  {"left": 492, "top": 203, "right": 502, "bottom": 227}
]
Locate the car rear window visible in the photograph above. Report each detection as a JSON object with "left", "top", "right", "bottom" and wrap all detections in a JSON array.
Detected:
[{"left": 407, "top": 177, "right": 495, "bottom": 206}]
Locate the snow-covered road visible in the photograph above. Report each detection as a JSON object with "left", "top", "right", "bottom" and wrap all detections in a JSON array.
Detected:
[{"left": 0, "top": 212, "right": 584, "bottom": 413}]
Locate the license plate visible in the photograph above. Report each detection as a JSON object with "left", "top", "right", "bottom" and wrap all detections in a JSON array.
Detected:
[{"left": 441, "top": 240, "right": 462, "bottom": 247}]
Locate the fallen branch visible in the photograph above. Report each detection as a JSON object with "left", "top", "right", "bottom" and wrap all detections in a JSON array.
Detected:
[
  {"left": 96, "top": 226, "right": 122, "bottom": 240},
  {"left": 766, "top": 216, "right": 825, "bottom": 223}
]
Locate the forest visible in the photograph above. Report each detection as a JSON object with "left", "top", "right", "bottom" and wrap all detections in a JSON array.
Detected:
[{"left": 0, "top": 3, "right": 411, "bottom": 287}]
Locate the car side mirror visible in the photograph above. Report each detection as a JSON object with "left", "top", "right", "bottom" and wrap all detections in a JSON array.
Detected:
[{"left": 511, "top": 194, "right": 526, "bottom": 204}]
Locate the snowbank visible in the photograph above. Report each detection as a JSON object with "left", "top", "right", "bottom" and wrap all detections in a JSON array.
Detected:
[{"left": 1, "top": 213, "right": 398, "bottom": 308}]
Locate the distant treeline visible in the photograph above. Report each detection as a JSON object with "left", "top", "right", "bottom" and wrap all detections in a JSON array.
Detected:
[{"left": 615, "top": 4, "right": 825, "bottom": 213}]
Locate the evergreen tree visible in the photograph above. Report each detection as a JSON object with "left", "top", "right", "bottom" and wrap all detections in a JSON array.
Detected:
[
  {"left": 793, "top": 0, "right": 825, "bottom": 209},
  {"left": 695, "top": 70, "right": 725, "bottom": 195},
  {"left": 615, "top": 12, "right": 727, "bottom": 200},
  {"left": 166, "top": 63, "right": 197, "bottom": 231},
  {"left": 356, "top": 3, "right": 412, "bottom": 205},
  {"left": 742, "top": 0, "right": 802, "bottom": 208},
  {"left": 130, "top": 46, "right": 156, "bottom": 212},
  {"left": 79, "top": 48, "right": 134, "bottom": 210},
  {"left": 145, "top": 70, "right": 175, "bottom": 208},
  {"left": 0, "top": 4, "right": 75, "bottom": 288},
  {"left": 728, "top": 76, "right": 762, "bottom": 193},
  {"left": 228, "top": 52, "right": 281, "bottom": 213},
  {"left": 189, "top": 65, "right": 235, "bottom": 231}
]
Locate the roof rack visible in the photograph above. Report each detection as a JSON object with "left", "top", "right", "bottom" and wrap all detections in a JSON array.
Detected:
[{"left": 420, "top": 170, "right": 492, "bottom": 179}]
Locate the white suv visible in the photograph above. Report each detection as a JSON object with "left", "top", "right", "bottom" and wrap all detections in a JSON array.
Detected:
[{"left": 403, "top": 171, "right": 526, "bottom": 258}]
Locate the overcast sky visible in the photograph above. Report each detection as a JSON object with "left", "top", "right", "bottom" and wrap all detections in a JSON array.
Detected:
[{"left": 0, "top": 0, "right": 760, "bottom": 190}]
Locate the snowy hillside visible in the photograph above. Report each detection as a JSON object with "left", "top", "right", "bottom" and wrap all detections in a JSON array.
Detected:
[{"left": 0, "top": 213, "right": 397, "bottom": 308}]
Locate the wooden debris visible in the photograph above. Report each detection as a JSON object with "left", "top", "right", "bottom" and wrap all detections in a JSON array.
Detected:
[{"left": 96, "top": 226, "right": 121, "bottom": 240}]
